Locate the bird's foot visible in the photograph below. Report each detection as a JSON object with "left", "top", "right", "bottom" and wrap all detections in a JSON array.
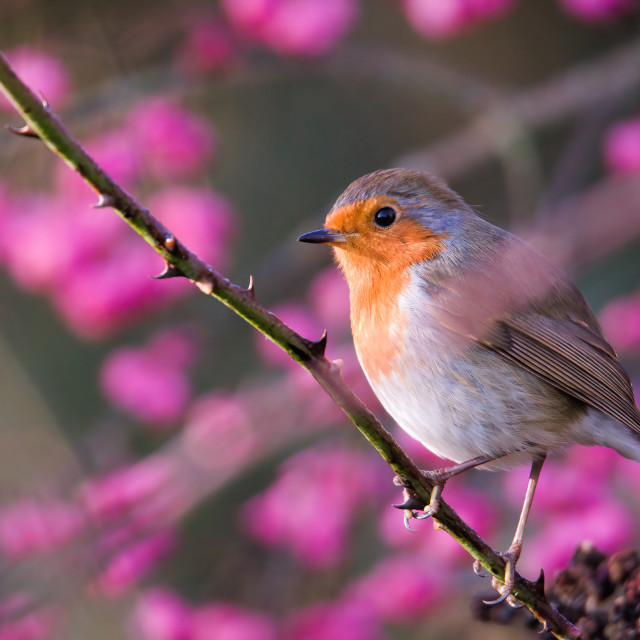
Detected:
[
  {"left": 483, "top": 545, "right": 523, "bottom": 608},
  {"left": 392, "top": 473, "right": 444, "bottom": 528}
]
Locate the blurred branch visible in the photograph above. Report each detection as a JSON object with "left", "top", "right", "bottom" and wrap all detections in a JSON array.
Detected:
[
  {"left": 0, "top": 52, "right": 581, "bottom": 639},
  {"left": 400, "top": 39, "right": 640, "bottom": 180}
]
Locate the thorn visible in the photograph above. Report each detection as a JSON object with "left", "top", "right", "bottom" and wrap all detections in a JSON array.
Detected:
[
  {"left": 196, "top": 276, "right": 214, "bottom": 296},
  {"left": 246, "top": 275, "right": 255, "bottom": 298},
  {"left": 6, "top": 124, "right": 39, "bottom": 138},
  {"left": 93, "top": 193, "right": 116, "bottom": 209},
  {"left": 534, "top": 568, "right": 545, "bottom": 594},
  {"left": 538, "top": 619, "right": 549, "bottom": 634},
  {"left": 308, "top": 330, "right": 327, "bottom": 357},
  {"left": 164, "top": 234, "right": 176, "bottom": 252},
  {"left": 392, "top": 495, "right": 424, "bottom": 511},
  {"left": 152, "top": 262, "right": 185, "bottom": 279},
  {"left": 507, "top": 595, "right": 524, "bottom": 609}
]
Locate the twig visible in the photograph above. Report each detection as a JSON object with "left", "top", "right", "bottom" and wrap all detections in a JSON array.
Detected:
[{"left": 0, "top": 51, "right": 581, "bottom": 639}]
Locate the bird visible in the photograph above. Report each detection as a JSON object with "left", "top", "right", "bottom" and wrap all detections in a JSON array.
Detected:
[{"left": 298, "top": 168, "right": 640, "bottom": 605}]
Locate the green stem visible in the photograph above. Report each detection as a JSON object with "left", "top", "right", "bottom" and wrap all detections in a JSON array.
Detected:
[{"left": 0, "top": 51, "right": 581, "bottom": 640}]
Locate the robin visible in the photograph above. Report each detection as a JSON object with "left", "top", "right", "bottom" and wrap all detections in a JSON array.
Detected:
[{"left": 298, "top": 168, "right": 640, "bottom": 604}]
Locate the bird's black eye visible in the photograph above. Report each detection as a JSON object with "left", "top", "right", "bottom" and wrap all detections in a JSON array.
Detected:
[{"left": 373, "top": 206, "right": 396, "bottom": 228}]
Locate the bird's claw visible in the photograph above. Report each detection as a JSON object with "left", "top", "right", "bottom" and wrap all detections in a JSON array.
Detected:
[
  {"left": 414, "top": 505, "right": 437, "bottom": 519},
  {"left": 473, "top": 559, "right": 487, "bottom": 577},
  {"left": 483, "top": 552, "right": 519, "bottom": 606},
  {"left": 403, "top": 510, "right": 417, "bottom": 532}
]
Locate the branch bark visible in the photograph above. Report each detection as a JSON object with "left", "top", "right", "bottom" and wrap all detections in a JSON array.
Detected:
[{"left": 0, "top": 51, "right": 582, "bottom": 639}]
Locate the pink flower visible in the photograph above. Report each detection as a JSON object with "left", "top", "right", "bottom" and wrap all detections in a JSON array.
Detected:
[
  {"left": 402, "top": 0, "right": 514, "bottom": 39},
  {"left": 129, "top": 589, "right": 192, "bottom": 640},
  {"left": 0, "top": 499, "right": 85, "bottom": 558},
  {"left": 603, "top": 118, "right": 640, "bottom": 175},
  {"left": 50, "top": 186, "right": 234, "bottom": 339},
  {"left": 254, "top": 303, "right": 322, "bottom": 369},
  {"left": 521, "top": 499, "right": 634, "bottom": 578},
  {"left": 177, "top": 18, "right": 236, "bottom": 74},
  {"left": 0, "top": 596, "right": 58, "bottom": 640},
  {"left": 100, "top": 329, "right": 195, "bottom": 427},
  {"left": 604, "top": 118, "right": 640, "bottom": 175},
  {"left": 190, "top": 603, "right": 277, "bottom": 640},
  {"left": 93, "top": 529, "right": 177, "bottom": 597},
  {"left": 0, "top": 47, "right": 70, "bottom": 112},
  {"left": 183, "top": 393, "right": 256, "bottom": 470},
  {"left": 148, "top": 187, "right": 235, "bottom": 270},
  {"left": 284, "top": 601, "right": 384, "bottom": 640},
  {"left": 222, "top": 0, "right": 358, "bottom": 57},
  {"left": 80, "top": 457, "right": 184, "bottom": 525},
  {"left": 559, "top": 0, "right": 635, "bottom": 22},
  {"left": 51, "top": 241, "right": 166, "bottom": 338},
  {"left": 241, "top": 445, "right": 380, "bottom": 569},
  {"left": 308, "top": 267, "right": 350, "bottom": 335},
  {"left": 346, "top": 555, "right": 444, "bottom": 622},
  {"left": 127, "top": 99, "right": 216, "bottom": 179},
  {"left": 599, "top": 294, "right": 640, "bottom": 353}
]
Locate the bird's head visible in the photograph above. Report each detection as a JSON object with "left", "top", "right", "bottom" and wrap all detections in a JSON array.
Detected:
[{"left": 299, "top": 168, "right": 473, "bottom": 285}]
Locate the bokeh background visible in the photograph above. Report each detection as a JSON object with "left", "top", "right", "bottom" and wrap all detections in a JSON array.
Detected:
[{"left": 0, "top": 0, "right": 639, "bottom": 638}]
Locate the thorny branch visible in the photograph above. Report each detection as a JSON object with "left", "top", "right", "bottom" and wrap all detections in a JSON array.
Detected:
[{"left": 0, "top": 51, "right": 581, "bottom": 639}]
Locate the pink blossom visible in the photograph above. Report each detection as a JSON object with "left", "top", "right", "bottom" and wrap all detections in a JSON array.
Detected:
[
  {"left": 3, "top": 194, "right": 72, "bottom": 292},
  {"left": 51, "top": 186, "right": 234, "bottom": 339},
  {"left": 148, "top": 187, "right": 235, "bottom": 269},
  {"left": 308, "top": 267, "right": 350, "bottom": 335},
  {"left": 191, "top": 603, "right": 277, "bottom": 640},
  {"left": 100, "top": 329, "right": 195, "bottom": 426},
  {"left": 241, "top": 445, "right": 380, "bottom": 569},
  {"left": 284, "top": 601, "right": 385, "bottom": 640},
  {"left": 0, "top": 596, "right": 58, "bottom": 640},
  {"left": 402, "top": 0, "right": 514, "bottom": 39},
  {"left": 598, "top": 294, "right": 640, "bottom": 353},
  {"left": 520, "top": 500, "right": 634, "bottom": 577},
  {"left": 183, "top": 393, "right": 256, "bottom": 470},
  {"left": 93, "top": 529, "right": 177, "bottom": 597},
  {"left": 127, "top": 99, "right": 216, "bottom": 179},
  {"left": 345, "top": 555, "right": 443, "bottom": 622},
  {"left": 177, "top": 18, "right": 236, "bottom": 74},
  {"left": 129, "top": 589, "right": 192, "bottom": 640},
  {"left": 0, "top": 499, "right": 85, "bottom": 558},
  {"left": 603, "top": 118, "right": 640, "bottom": 175},
  {"left": 50, "top": 241, "right": 167, "bottom": 338},
  {"left": 559, "top": 0, "right": 635, "bottom": 22},
  {"left": 222, "top": 0, "right": 358, "bottom": 57},
  {"left": 254, "top": 303, "right": 322, "bottom": 369},
  {"left": 0, "top": 47, "right": 70, "bottom": 112},
  {"left": 80, "top": 457, "right": 183, "bottom": 525}
]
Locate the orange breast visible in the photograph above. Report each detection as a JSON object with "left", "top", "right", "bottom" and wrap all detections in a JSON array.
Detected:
[{"left": 348, "top": 266, "right": 409, "bottom": 383}]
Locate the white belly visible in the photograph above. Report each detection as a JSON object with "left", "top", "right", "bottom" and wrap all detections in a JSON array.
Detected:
[{"left": 360, "top": 290, "right": 578, "bottom": 467}]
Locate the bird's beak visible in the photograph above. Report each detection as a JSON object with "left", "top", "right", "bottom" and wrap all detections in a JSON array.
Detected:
[{"left": 297, "top": 228, "right": 354, "bottom": 244}]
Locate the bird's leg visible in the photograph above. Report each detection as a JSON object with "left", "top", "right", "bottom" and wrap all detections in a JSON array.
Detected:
[
  {"left": 417, "top": 455, "right": 498, "bottom": 519},
  {"left": 484, "top": 453, "right": 546, "bottom": 607},
  {"left": 394, "top": 453, "right": 508, "bottom": 527}
]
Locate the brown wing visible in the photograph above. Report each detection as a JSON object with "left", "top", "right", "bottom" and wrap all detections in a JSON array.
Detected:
[
  {"left": 420, "top": 227, "right": 640, "bottom": 434},
  {"left": 480, "top": 313, "right": 640, "bottom": 435}
]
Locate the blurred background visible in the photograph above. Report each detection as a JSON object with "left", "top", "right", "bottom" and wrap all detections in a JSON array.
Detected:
[{"left": 0, "top": 0, "right": 639, "bottom": 638}]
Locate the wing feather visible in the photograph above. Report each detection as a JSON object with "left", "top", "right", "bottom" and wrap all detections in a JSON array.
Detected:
[{"left": 482, "top": 315, "right": 640, "bottom": 435}]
